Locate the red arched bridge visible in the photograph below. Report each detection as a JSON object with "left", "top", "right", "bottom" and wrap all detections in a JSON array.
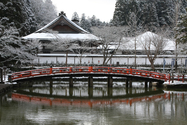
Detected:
[{"left": 11, "top": 66, "right": 170, "bottom": 87}]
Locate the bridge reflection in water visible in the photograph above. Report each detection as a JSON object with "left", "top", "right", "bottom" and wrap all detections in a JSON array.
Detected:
[{"left": 12, "top": 83, "right": 166, "bottom": 107}]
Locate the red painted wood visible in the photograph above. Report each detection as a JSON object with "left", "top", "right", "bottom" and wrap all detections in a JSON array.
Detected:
[{"left": 11, "top": 66, "right": 172, "bottom": 82}]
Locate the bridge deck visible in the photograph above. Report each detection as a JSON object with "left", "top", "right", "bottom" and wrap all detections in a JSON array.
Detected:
[{"left": 11, "top": 66, "right": 168, "bottom": 83}]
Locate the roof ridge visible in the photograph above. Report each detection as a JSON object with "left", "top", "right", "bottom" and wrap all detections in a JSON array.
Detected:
[{"left": 35, "top": 15, "right": 90, "bottom": 34}]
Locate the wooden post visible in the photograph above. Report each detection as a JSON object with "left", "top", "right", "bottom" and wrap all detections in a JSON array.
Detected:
[
  {"left": 129, "top": 80, "right": 132, "bottom": 88},
  {"left": 88, "top": 88, "right": 93, "bottom": 97},
  {"left": 88, "top": 76, "right": 93, "bottom": 87},
  {"left": 126, "top": 87, "right": 129, "bottom": 94},
  {"left": 108, "top": 88, "right": 113, "bottom": 97},
  {"left": 69, "top": 76, "right": 73, "bottom": 87},
  {"left": 50, "top": 65, "right": 53, "bottom": 74},
  {"left": 126, "top": 79, "right": 129, "bottom": 88},
  {"left": 149, "top": 81, "right": 152, "bottom": 88},
  {"left": 108, "top": 76, "right": 113, "bottom": 88},
  {"left": 69, "top": 87, "right": 73, "bottom": 97},
  {"left": 50, "top": 79, "right": 53, "bottom": 95},
  {"left": 145, "top": 81, "right": 148, "bottom": 88}
]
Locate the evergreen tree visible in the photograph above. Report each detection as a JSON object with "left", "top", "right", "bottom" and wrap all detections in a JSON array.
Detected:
[
  {"left": 80, "top": 13, "right": 91, "bottom": 32},
  {"left": 71, "top": 12, "right": 79, "bottom": 21},
  {"left": 30, "top": 0, "right": 57, "bottom": 29},
  {"left": 71, "top": 12, "right": 80, "bottom": 25},
  {"left": 90, "top": 15, "right": 97, "bottom": 27},
  {"left": 0, "top": 0, "right": 37, "bottom": 36},
  {"left": 175, "top": 8, "right": 187, "bottom": 44},
  {"left": 0, "top": 25, "right": 37, "bottom": 66},
  {"left": 112, "top": 0, "right": 187, "bottom": 30}
]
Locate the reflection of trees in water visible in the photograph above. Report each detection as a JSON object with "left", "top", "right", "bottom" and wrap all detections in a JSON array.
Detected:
[{"left": 17, "top": 86, "right": 159, "bottom": 98}]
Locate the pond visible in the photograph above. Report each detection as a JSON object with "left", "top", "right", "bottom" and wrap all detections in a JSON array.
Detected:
[{"left": 0, "top": 82, "right": 187, "bottom": 125}]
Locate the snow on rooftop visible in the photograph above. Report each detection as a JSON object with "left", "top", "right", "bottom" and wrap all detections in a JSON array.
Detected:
[
  {"left": 36, "top": 15, "right": 89, "bottom": 34},
  {"left": 36, "top": 16, "right": 60, "bottom": 33},
  {"left": 121, "top": 31, "right": 175, "bottom": 51},
  {"left": 23, "top": 33, "right": 99, "bottom": 41}
]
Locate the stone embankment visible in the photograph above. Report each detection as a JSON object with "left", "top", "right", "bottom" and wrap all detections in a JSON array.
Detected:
[{"left": 0, "top": 84, "right": 13, "bottom": 95}]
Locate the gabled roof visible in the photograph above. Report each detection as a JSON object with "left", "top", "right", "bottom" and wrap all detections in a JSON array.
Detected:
[
  {"left": 23, "top": 13, "right": 99, "bottom": 41},
  {"left": 36, "top": 14, "right": 89, "bottom": 34}
]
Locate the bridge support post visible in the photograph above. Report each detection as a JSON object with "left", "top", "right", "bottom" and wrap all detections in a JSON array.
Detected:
[
  {"left": 126, "top": 79, "right": 129, "bottom": 88},
  {"left": 129, "top": 80, "right": 132, "bottom": 88},
  {"left": 108, "top": 76, "right": 113, "bottom": 88},
  {"left": 50, "top": 79, "right": 53, "bottom": 95},
  {"left": 69, "top": 76, "right": 73, "bottom": 87},
  {"left": 149, "top": 81, "right": 152, "bottom": 88},
  {"left": 126, "top": 87, "right": 129, "bottom": 94},
  {"left": 88, "top": 76, "right": 93, "bottom": 87},
  {"left": 145, "top": 81, "right": 148, "bottom": 88},
  {"left": 69, "top": 87, "right": 73, "bottom": 97},
  {"left": 88, "top": 88, "right": 93, "bottom": 97},
  {"left": 50, "top": 79, "right": 53, "bottom": 88},
  {"left": 108, "top": 88, "right": 113, "bottom": 96}
]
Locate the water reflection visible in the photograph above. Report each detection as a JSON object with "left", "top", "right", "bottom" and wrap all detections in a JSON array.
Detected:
[{"left": 1, "top": 87, "right": 187, "bottom": 124}]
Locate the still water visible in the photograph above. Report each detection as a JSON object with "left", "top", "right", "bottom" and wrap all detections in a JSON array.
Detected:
[{"left": 0, "top": 83, "right": 187, "bottom": 125}]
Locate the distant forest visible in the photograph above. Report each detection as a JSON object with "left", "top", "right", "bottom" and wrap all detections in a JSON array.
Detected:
[{"left": 112, "top": 0, "right": 187, "bottom": 31}]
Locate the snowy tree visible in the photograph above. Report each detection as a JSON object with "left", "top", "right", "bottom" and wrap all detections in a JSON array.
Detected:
[
  {"left": 90, "top": 15, "right": 97, "bottom": 27},
  {"left": 112, "top": 0, "right": 187, "bottom": 30},
  {"left": 71, "top": 12, "right": 79, "bottom": 21},
  {"left": 30, "top": 0, "right": 57, "bottom": 29},
  {"left": 176, "top": 8, "right": 187, "bottom": 44},
  {"left": 92, "top": 26, "right": 125, "bottom": 65},
  {"left": 0, "top": 0, "right": 37, "bottom": 36},
  {"left": 0, "top": 25, "right": 38, "bottom": 66},
  {"left": 80, "top": 13, "right": 92, "bottom": 32},
  {"left": 71, "top": 12, "right": 80, "bottom": 25},
  {"left": 138, "top": 31, "right": 169, "bottom": 71}
]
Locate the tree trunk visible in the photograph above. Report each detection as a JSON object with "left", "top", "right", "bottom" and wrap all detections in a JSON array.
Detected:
[
  {"left": 66, "top": 51, "right": 68, "bottom": 67},
  {"left": 150, "top": 60, "right": 155, "bottom": 71}
]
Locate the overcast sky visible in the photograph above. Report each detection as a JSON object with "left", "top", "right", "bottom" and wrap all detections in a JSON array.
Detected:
[{"left": 51, "top": 0, "right": 116, "bottom": 22}]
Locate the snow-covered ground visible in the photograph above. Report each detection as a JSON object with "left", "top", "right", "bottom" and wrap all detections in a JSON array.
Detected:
[{"left": 163, "top": 80, "right": 187, "bottom": 85}]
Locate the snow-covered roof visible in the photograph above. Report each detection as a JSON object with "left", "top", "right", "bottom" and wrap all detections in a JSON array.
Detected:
[
  {"left": 23, "top": 14, "right": 99, "bottom": 41},
  {"left": 120, "top": 31, "right": 175, "bottom": 51},
  {"left": 23, "top": 33, "right": 99, "bottom": 41},
  {"left": 36, "top": 14, "right": 89, "bottom": 34}
]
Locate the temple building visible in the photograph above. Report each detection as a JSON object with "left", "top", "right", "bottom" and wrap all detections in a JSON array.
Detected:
[{"left": 23, "top": 11, "right": 99, "bottom": 53}]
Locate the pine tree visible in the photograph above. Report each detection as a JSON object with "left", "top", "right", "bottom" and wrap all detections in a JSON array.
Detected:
[
  {"left": 90, "top": 15, "right": 97, "bottom": 27},
  {"left": 112, "top": 0, "right": 187, "bottom": 30},
  {"left": 71, "top": 12, "right": 79, "bottom": 21},
  {"left": 30, "top": 0, "right": 57, "bottom": 29},
  {"left": 175, "top": 8, "right": 187, "bottom": 44},
  {"left": 0, "top": 0, "right": 37, "bottom": 36},
  {"left": 80, "top": 13, "right": 91, "bottom": 32}
]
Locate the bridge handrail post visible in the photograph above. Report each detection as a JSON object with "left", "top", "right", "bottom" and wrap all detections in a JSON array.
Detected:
[
  {"left": 50, "top": 66, "right": 53, "bottom": 74},
  {"left": 164, "top": 74, "right": 167, "bottom": 82},
  {"left": 130, "top": 68, "right": 132, "bottom": 75},
  {"left": 89, "top": 66, "right": 93, "bottom": 72},
  {"left": 69, "top": 67, "right": 72, "bottom": 73}
]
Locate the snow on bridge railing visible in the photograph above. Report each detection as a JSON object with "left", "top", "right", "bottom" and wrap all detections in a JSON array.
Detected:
[{"left": 11, "top": 66, "right": 168, "bottom": 81}]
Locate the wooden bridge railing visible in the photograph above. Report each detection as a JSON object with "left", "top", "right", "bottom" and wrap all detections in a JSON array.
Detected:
[{"left": 11, "top": 66, "right": 169, "bottom": 82}]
